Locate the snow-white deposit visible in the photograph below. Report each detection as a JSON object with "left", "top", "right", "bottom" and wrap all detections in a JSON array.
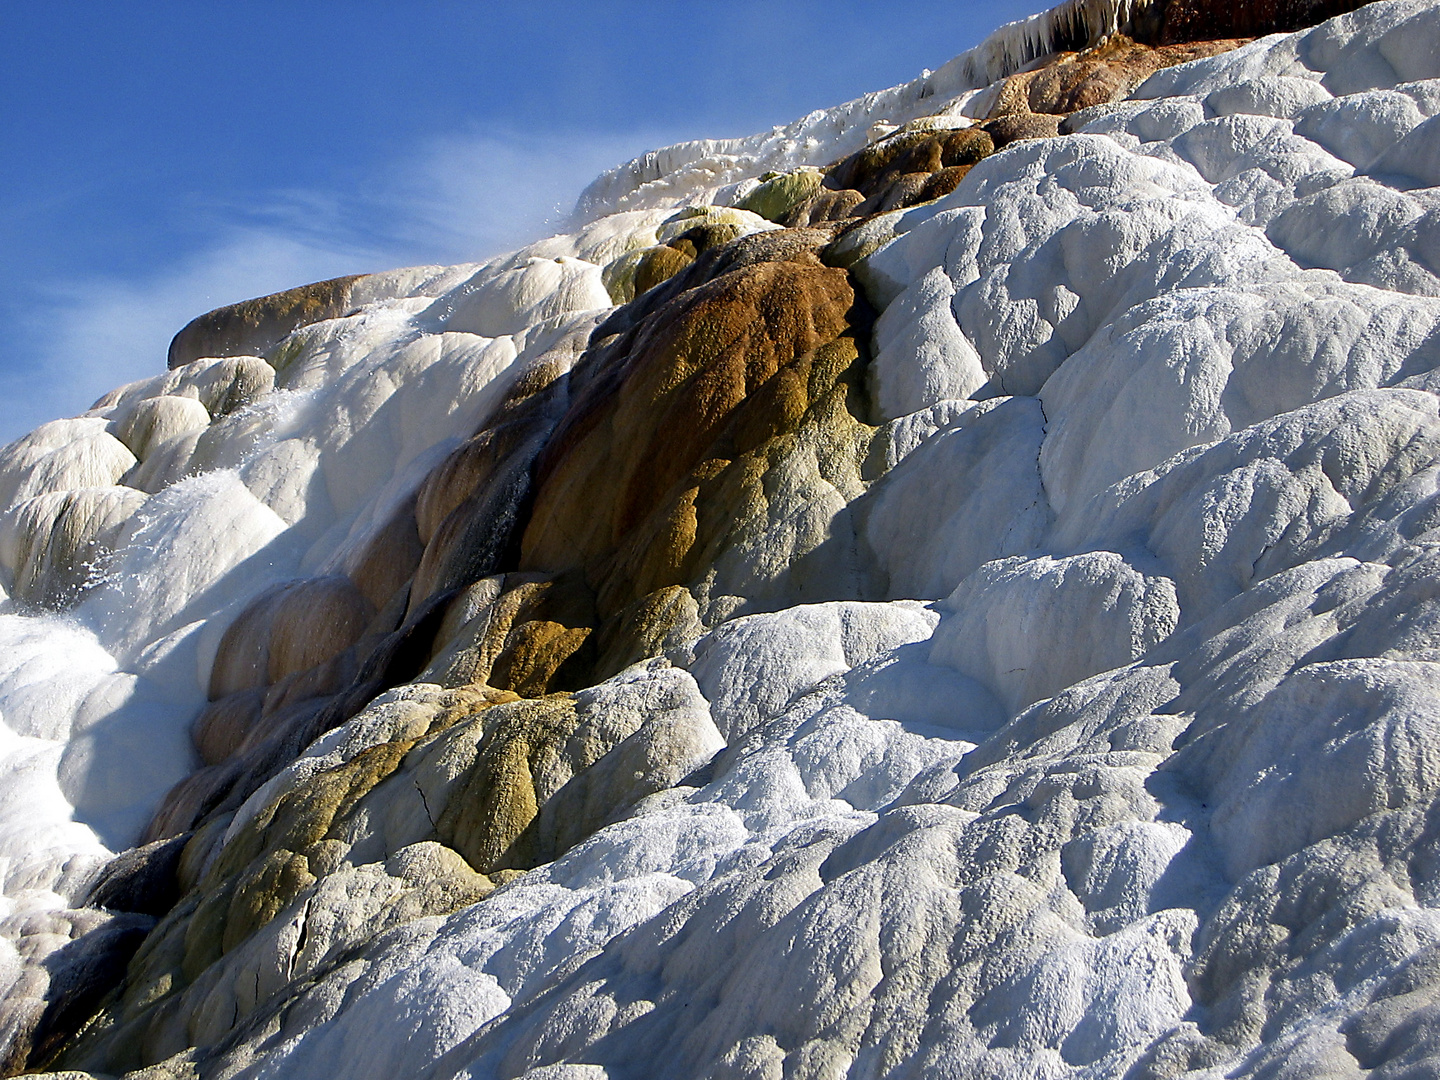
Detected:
[{"left": 5, "top": 0, "right": 1440, "bottom": 1076}]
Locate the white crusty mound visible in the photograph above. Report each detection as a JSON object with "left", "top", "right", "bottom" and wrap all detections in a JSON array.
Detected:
[{"left": 4, "top": 0, "right": 1440, "bottom": 1077}]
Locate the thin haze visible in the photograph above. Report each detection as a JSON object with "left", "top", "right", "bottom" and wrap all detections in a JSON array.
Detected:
[{"left": 0, "top": 1, "right": 1039, "bottom": 443}]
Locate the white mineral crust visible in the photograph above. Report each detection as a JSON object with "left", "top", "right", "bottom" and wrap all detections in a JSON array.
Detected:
[{"left": 4, "top": 0, "right": 1440, "bottom": 1076}]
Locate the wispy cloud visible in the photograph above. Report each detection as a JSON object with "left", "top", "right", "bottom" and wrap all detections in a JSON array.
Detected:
[
  {"left": 3, "top": 230, "right": 370, "bottom": 439},
  {"left": 371, "top": 129, "right": 665, "bottom": 262},
  {"left": 0, "top": 126, "right": 670, "bottom": 445}
]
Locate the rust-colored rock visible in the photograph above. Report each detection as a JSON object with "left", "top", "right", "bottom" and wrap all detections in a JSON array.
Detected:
[
  {"left": 511, "top": 227, "right": 878, "bottom": 667},
  {"left": 633, "top": 243, "right": 696, "bottom": 296},
  {"left": 260, "top": 647, "right": 359, "bottom": 720},
  {"left": 424, "top": 571, "right": 597, "bottom": 698},
  {"left": 779, "top": 187, "right": 866, "bottom": 227},
  {"left": 921, "top": 165, "right": 973, "bottom": 202},
  {"left": 190, "top": 690, "right": 264, "bottom": 767},
  {"left": 522, "top": 248, "right": 855, "bottom": 581},
  {"left": 148, "top": 586, "right": 462, "bottom": 844},
  {"left": 823, "top": 127, "right": 993, "bottom": 205},
  {"left": 166, "top": 276, "right": 363, "bottom": 370},
  {"left": 592, "top": 584, "right": 702, "bottom": 676},
  {"left": 815, "top": 126, "right": 994, "bottom": 220},
  {"left": 435, "top": 695, "right": 581, "bottom": 873},
  {"left": 984, "top": 111, "right": 1065, "bottom": 149},
  {"left": 1153, "top": 0, "right": 1369, "bottom": 44},
  {"left": 207, "top": 576, "right": 374, "bottom": 700},
  {"left": 119, "top": 227, "right": 878, "bottom": 1070},
  {"left": 827, "top": 131, "right": 936, "bottom": 193},
  {"left": 990, "top": 35, "right": 1250, "bottom": 119},
  {"left": 407, "top": 428, "right": 547, "bottom": 619},
  {"left": 344, "top": 499, "right": 424, "bottom": 613}
]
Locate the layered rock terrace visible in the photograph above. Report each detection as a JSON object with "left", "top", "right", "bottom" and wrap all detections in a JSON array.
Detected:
[{"left": 2, "top": 0, "right": 1440, "bottom": 1076}]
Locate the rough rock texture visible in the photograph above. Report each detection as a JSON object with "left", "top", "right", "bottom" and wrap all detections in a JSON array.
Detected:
[
  {"left": 166, "top": 278, "right": 365, "bottom": 371},
  {"left": 1153, "top": 0, "right": 1373, "bottom": 42},
  {"left": 989, "top": 35, "right": 1248, "bottom": 117},
  {"left": 4, "top": 0, "right": 1440, "bottom": 1077}
]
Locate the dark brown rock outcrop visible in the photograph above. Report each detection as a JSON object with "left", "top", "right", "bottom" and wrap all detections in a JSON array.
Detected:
[{"left": 166, "top": 276, "right": 363, "bottom": 370}]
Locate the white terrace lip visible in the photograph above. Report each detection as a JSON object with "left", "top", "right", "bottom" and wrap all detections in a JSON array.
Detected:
[{"left": 3, "top": 0, "right": 1440, "bottom": 1076}]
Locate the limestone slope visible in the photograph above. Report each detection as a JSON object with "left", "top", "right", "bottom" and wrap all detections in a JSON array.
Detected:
[{"left": 2, "top": 0, "right": 1440, "bottom": 1077}]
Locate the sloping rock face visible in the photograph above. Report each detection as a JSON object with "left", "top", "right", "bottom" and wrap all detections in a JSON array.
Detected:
[{"left": 2, "top": 0, "right": 1440, "bottom": 1077}]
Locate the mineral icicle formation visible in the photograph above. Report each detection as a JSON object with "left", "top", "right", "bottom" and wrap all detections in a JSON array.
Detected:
[{"left": 2, "top": 0, "right": 1440, "bottom": 1075}]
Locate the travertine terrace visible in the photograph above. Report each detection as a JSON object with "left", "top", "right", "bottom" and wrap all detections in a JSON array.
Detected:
[{"left": 3, "top": 1, "right": 1440, "bottom": 1076}]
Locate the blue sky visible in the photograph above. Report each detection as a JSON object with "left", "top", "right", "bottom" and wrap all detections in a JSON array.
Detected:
[{"left": 0, "top": 1, "right": 1037, "bottom": 443}]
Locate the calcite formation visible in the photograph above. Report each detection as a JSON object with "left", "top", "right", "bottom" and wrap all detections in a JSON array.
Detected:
[{"left": 2, "top": 0, "right": 1440, "bottom": 1076}]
